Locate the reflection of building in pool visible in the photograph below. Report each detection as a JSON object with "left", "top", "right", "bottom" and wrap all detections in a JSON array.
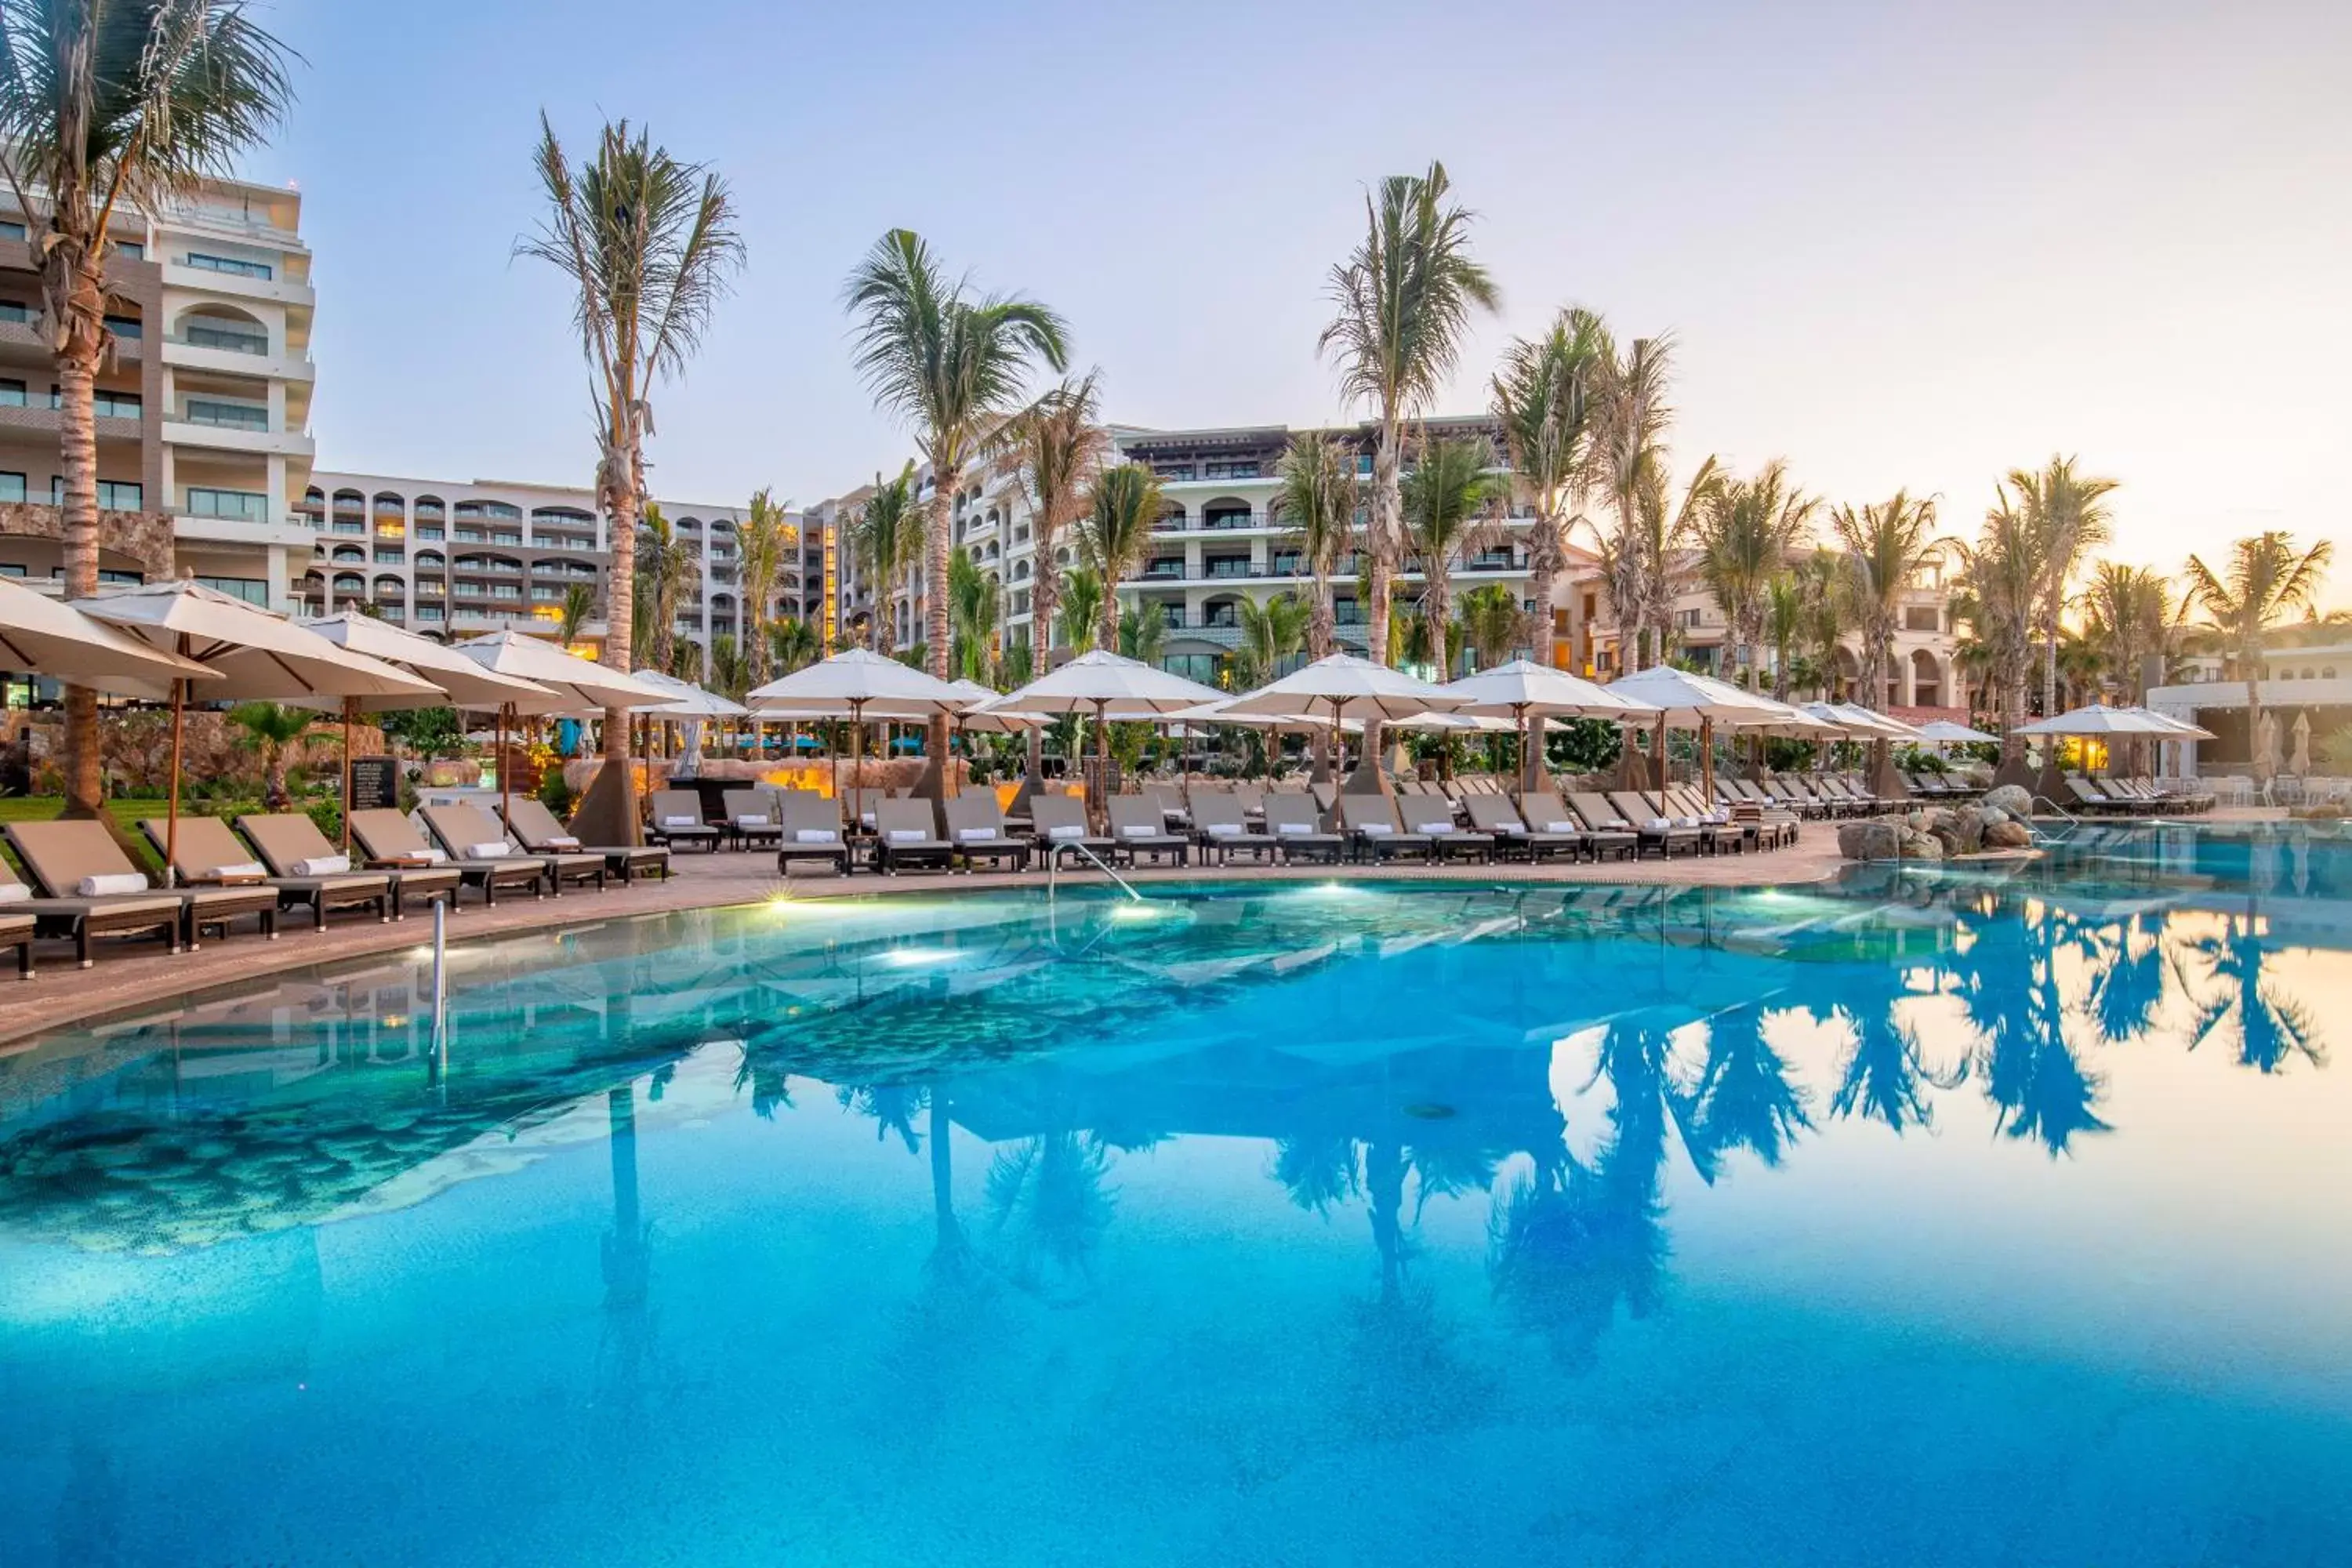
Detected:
[{"left": 2147, "top": 641, "right": 2352, "bottom": 780}]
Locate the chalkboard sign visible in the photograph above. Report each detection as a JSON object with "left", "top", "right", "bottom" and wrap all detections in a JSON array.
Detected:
[{"left": 348, "top": 754, "right": 400, "bottom": 811}]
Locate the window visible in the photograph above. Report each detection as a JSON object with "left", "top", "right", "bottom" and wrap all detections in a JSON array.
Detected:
[
  {"left": 0, "top": 472, "right": 20, "bottom": 503},
  {"left": 183, "top": 397, "right": 267, "bottom": 430},
  {"left": 55, "top": 387, "right": 140, "bottom": 418},
  {"left": 0, "top": 379, "right": 23, "bottom": 407},
  {"left": 0, "top": 220, "right": 24, "bottom": 241},
  {"left": 416, "top": 605, "right": 444, "bottom": 622},
  {"left": 194, "top": 575, "right": 267, "bottom": 605},
  {"left": 1203, "top": 462, "right": 1260, "bottom": 480},
  {"left": 374, "top": 548, "right": 403, "bottom": 564},
  {"left": 0, "top": 302, "right": 26, "bottom": 324},
  {"left": 183, "top": 486, "right": 268, "bottom": 521},
  {"left": 1904, "top": 605, "right": 1941, "bottom": 633},
  {"left": 183, "top": 320, "right": 267, "bottom": 354},
  {"left": 183, "top": 252, "right": 272, "bottom": 280},
  {"left": 103, "top": 314, "right": 141, "bottom": 340},
  {"left": 53, "top": 477, "right": 141, "bottom": 509}
]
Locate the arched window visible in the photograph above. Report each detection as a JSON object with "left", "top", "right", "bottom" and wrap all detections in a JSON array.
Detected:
[
  {"left": 415, "top": 550, "right": 445, "bottom": 570},
  {"left": 332, "top": 572, "right": 365, "bottom": 593},
  {"left": 331, "top": 545, "right": 363, "bottom": 563},
  {"left": 372, "top": 575, "right": 405, "bottom": 598}
]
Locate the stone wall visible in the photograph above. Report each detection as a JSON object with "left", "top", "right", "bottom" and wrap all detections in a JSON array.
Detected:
[{"left": 0, "top": 500, "right": 176, "bottom": 581}]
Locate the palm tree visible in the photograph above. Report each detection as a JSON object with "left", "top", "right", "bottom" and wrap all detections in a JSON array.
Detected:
[
  {"left": 735, "top": 486, "right": 790, "bottom": 685},
  {"left": 706, "top": 633, "right": 749, "bottom": 702},
  {"left": 1457, "top": 583, "right": 1522, "bottom": 671},
  {"left": 1116, "top": 604, "right": 1167, "bottom": 665},
  {"left": 1762, "top": 573, "right": 1804, "bottom": 699},
  {"left": 0, "top": 0, "right": 295, "bottom": 822},
  {"left": 946, "top": 547, "right": 999, "bottom": 682},
  {"left": 2079, "top": 561, "right": 2172, "bottom": 704},
  {"left": 630, "top": 503, "right": 691, "bottom": 673},
  {"left": 996, "top": 371, "right": 1108, "bottom": 776},
  {"left": 1319, "top": 160, "right": 1499, "bottom": 775},
  {"left": 1232, "top": 591, "right": 1308, "bottom": 689},
  {"left": 850, "top": 463, "right": 924, "bottom": 655},
  {"left": 2183, "top": 532, "right": 2335, "bottom": 786},
  {"left": 844, "top": 230, "right": 1069, "bottom": 797},
  {"left": 521, "top": 115, "right": 742, "bottom": 827},
  {"left": 225, "top": 702, "right": 313, "bottom": 809},
  {"left": 1608, "top": 454, "right": 1715, "bottom": 671},
  {"left": 2006, "top": 456, "right": 2119, "bottom": 718},
  {"left": 765, "top": 615, "right": 818, "bottom": 676},
  {"left": 1588, "top": 332, "right": 1675, "bottom": 670},
  {"left": 1399, "top": 436, "right": 1505, "bottom": 676},
  {"left": 1271, "top": 431, "right": 1360, "bottom": 662},
  {"left": 1690, "top": 460, "right": 1817, "bottom": 689},
  {"left": 556, "top": 582, "right": 597, "bottom": 647},
  {"left": 1828, "top": 491, "right": 1940, "bottom": 711},
  {"left": 1076, "top": 463, "right": 1161, "bottom": 652},
  {"left": 1951, "top": 496, "right": 2045, "bottom": 768},
  {"left": 1057, "top": 567, "right": 1104, "bottom": 652},
  {"left": 1490, "top": 308, "right": 1606, "bottom": 666}
]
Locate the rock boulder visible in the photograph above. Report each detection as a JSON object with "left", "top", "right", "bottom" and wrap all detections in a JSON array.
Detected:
[
  {"left": 1984, "top": 783, "right": 2032, "bottom": 818},
  {"left": 1838, "top": 820, "right": 1904, "bottom": 861},
  {"left": 1984, "top": 819, "right": 2034, "bottom": 849}
]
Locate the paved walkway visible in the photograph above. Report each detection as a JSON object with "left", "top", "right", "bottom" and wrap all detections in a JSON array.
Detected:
[{"left": 0, "top": 831, "right": 1851, "bottom": 1050}]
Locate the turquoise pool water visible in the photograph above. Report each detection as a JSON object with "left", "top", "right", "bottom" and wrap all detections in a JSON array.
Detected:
[{"left": 2, "top": 823, "right": 2348, "bottom": 1565}]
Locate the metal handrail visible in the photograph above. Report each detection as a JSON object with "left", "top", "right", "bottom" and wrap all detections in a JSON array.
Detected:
[{"left": 1046, "top": 837, "right": 1145, "bottom": 902}]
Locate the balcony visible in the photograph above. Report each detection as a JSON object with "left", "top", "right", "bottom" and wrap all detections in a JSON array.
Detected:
[
  {"left": 164, "top": 410, "right": 314, "bottom": 459},
  {"left": 161, "top": 258, "right": 315, "bottom": 310}
]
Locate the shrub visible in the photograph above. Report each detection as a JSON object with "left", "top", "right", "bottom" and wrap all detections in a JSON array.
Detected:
[
  {"left": 538, "top": 769, "right": 575, "bottom": 818},
  {"left": 305, "top": 796, "right": 343, "bottom": 845}
]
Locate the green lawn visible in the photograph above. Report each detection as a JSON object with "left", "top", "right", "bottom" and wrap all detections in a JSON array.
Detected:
[{"left": 0, "top": 797, "right": 229, "bottom": 877}]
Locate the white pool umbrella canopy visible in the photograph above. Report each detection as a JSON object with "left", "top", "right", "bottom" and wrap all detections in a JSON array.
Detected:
[
  {"left": 944, "top": 679, "right": 1041, "bottom": 734},
  {"left": 451, "top": 630, "right": 677, "bottom": 711},
  {"left": 2011, "top": 703, "right": 2180, "bottom": 737},
  {"left": 78, "top": 582, "right": 445, "bottom": 703},
  {"left": 1219, "top": 653, "right": 1464, "bottom": 721},
  {"left": 1441, "top": 659, "right": 1657, "bottom": 720},
  {"left": 1912, "top": 718, "right": 2002, "bottom": 744},
  {"left": 745, "top": 647, "right": 966, "bottom": 715},
  {"left": 2121, "top": 707, "right": 2216, "bottom": 740},
  {"left": 630, "top": 669, "right": 750, "bottom": 719},
  {"left": 1601, "top": 665, "right": 1788, "bottom": 726},
  {"left": 0, "top": 576, "right": 219, "bottom": 695},
  {"left": 299, "top": 611, "right": 564, "bottom": 713},
  {"left": 1806, "top": 701, "right": 1926, "bottom": 740},
  {"left": 989, "top": 648, "right": 1225, "bottom": 716}
]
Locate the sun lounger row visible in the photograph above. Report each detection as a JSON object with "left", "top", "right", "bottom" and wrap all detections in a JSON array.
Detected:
[{"left": 2062, "top": 774, "right": 2216, "bottom": 815}]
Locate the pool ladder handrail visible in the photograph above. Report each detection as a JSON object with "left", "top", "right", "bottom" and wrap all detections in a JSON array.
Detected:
[
  {"left": 2029, "top": 794, "right": 2082, "bottom": 844},
  {"left": 1046, "top": 837, "right": 1145, "bottom": 902}
]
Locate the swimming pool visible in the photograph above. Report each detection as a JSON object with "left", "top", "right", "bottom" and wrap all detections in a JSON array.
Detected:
[{"left": 2, "top": 822, "right": 2347, "bottom": 1565}]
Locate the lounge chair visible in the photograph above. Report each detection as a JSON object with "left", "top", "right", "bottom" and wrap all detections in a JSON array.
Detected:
[
  {"left": 138, "top": 815, "right": 390, "bottom": 931},
  {"left": 842, "top": 788, "right": 888, "bottom": 837},
  {"left": 4, "top": 818, "right": 278, "bottom": 952},
  {"left": 942, "top": 792, "right": 1033, "bottom": 873},
  {"left": 1308, "top": 779, "right": 1339, "bottom": 815},
  {"left": 1108, "top": 797, "right": 1190, "bottom": 866},
  {"left": 0, "top": 845, "right": 182, "bottom": 968},
  {"left": 347, "top": 808, "right": 546, "bottom": 906},
  {"left": 1229, "top": 782, "right": 1265, "bottom": 818},
  {"left": 1464, "top": 793, "right": 1581, "bottom": 862},
  {"left": 239, "top": 812, "right": 462, "bottom": 919},
  {"left": 773, "top": 793, "right": 853, "bottom": 876},
  {"left": 1030, "top": 793, "right": 1116, "bottom": 867},
  {"left": 646, "top": 789, "right": 723, "bottom": 852},
  {"left": 1336, "top": 795, "right": 1433, "bottom": 863},
  {"left": 1391, "top": 791, "right": 1494, "bottom": 862},
  {"left": 1143, "top": 782, "right": 1192, "bottom": 830},
  {"left": 871, "top": 798, "right": 953, "bottom": 874},
  {"left": 1520, "top": 789, "right": 1626, "bottom": 861},
  {"left": 1261, "top": 792, "right": 1346, "bottom": 864},
  {"left": 2063, "top": 775, "right": 2138, "bottom": 815},
  {"left": 719, "top": 789, "right": 783, "bottom": 852},
  {"left": 1657, "top": 789, "right": 1744, "bottom": 855},
  {"left": 1605, "top": 791, "right": 1703, "bottom": 857},
  {"left": 499, "top": 797, "right": 672, "bottom": 884},
  {"left": 421, "top": 804, "right": 608, "bottom": 894},
  {"left": 1189, "top": 793, "right": 1279, "bottom": 866},
  {"left": 1564, "top": 793, "right": 1661, "bottom": 858}
]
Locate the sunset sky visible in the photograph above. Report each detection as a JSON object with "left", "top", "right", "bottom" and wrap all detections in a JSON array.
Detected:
[{"left": 260, "top": 0, "right": 2347, "bottom": 590}]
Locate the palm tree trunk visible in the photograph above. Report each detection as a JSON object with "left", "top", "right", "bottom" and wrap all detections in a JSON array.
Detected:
[
  {"left": 1025, "top": 561, "right": 1055, "bottom": 785},
  {"left": 572, "top": 452, "right": 643, "bottom": 846},
  {"left": 1352, "top": 429, "right": 1402, "bottom": 790},
  {"left": 56, "top": 351, "right": 103, "bottom": 818},
  {"left": 1425, "top": 572, "right": 1450, "bottom": 678},
  {"left": 2042, "top": 623, "right": 2059, "bottom": 719},
  {"left": 920, "top": 464, "right": 956, "bottom": 804},
  {"left": 2245, "top": 641, "right": 2266, "bottom": 786}
]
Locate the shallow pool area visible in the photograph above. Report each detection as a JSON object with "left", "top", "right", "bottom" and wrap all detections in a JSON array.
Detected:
[{"left": 2, "top": 822, "right": 2349, "bottom": 1565}]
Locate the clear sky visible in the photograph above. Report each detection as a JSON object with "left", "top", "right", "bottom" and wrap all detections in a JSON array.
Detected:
[{"left": 253, "top": 0, "right": 2347, "bottom": 586}]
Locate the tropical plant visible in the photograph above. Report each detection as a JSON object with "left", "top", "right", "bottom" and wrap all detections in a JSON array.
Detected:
[
  {"left": 1587, "top": 331, "right": 1675, "bottom": 670},
  {"left": 2005, "top": 456, "right": 2119, "bottom": 717},
  {"left": 2183, "top": 531, "right": 2336, "bottom": 786},
  {"left": 521, "top": 114, "right": 742, "bottom": 781},
  {"left": 1232, "top": 591, "right": 1309, "bottom": 689},
  {"left": 0, "top": 0, "right": 295, "bottom": 820},
  {"left": 735, "top": 486, "right": 791, "bottom": 684},
  {"left": 1076, "top": 463, "right": 1162, "bottom": 652},
  {"left": 1828, "top": 491, "right": 1940, "bottom": 711},
  {"left": 2078, "top": 560, "right": 2172, "bottom": 704},
  {"left": 946, "top": 546, "right": 999, "bottom": 683},
  {"left": 765, "top": 615, "right": 819, "bottom": 676},
  {"left": 630, "top": 503, "right": 691, "bottom": 673},
  {"left": 1272, "top": 430, "right": 1361, "bottom": 662},
  {"left": 850, "top": 462, "right": 924, "bottom": 655},
  {"left": 706, "top": 633, "right": 749, "bottom": 702},
  {"left": 379, "top": 706, "right": 461, "bottom": 761},
  {"left": 1690, "top": 460, "right": 1817, "bottom": 690},
  {"left": 1399, "top": 435, "right": 1505, "bottom": 676},
  {"left": 1058, "top": 566, "right": 1105, "bottom": 652},
  {"left": 995, "top": 370, "right": 1107, "bottom": 775},
  {"left": 1951, "top": 498, "right": 2045, "bottom": 766},
  {"left": 556, "top": 581, "right": 597, "bottom": 645},
  {"left": 1762, "top": 573, "right": 1805, "bottom": 699},
  {"left": 1319, "top": 158, "right": 1498, "bottom": 772},
  {"left": 1490, "top": 307, "right": 1606, "bottom": 666},
  {"left": 226, "top": 702, "right": 314, "bottom": 809},
  {"left": 1116, "top": 604, "right": 1167, "bottom": 666},
  {"left": 1457, "top": 583, "right": 1523, "bottom": 670},
  {"left": 844, "top": 229, "right": 1068, "bottom": 794}
]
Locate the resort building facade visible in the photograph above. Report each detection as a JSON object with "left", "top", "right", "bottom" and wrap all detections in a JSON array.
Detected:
[{"left": 0, "top": 176, "right": 318, "bottom": 611}]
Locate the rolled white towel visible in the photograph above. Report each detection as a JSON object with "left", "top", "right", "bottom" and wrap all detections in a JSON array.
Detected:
[
  {"left": 543, "top": 835, "right": 583, "bottom": 850},
  {"left": 887, "top": 829, "right": 927, "bottom": 844},
  {"left": 78, "top": 873, "right": 149, "bottom": 897},
  {"left": 659, "top": 815, "right": 699, "bottom": 828},
  {"left": 289, "top": 855, "right": 349, "bottom": 877},
  {"left": 465, "top": 841, "right": 512, "bottom": 860},
  {"left": 205, "top": 860, "right": 270, "bottom": 880},
  {"left": 793, "top": 828, "right": 840, "bottom": 844},
  {"left": 1046, "top": 824, "right": 1085, "bottom": 840},
  {"left": 1412, "top": 821, "right": 1452, "bottom": 835},
  {"left": 1120, "top": 825, "right": 1158, "bottom": 840},
  {"left": 734, "top": 814, "right": 770, "bottom": 828},
  {"left": 1542, "top": 820, "right": 1575, "bottom": 834},
  {"left": 1359, "top": 822, "right": 1393, "bottom": 837},
  {"left": 1207, "top": 822, "right": 1243, "bottom": 837},
  {"left": 956, "top": 827, "right": 999, "bottom": 842},
  {"left": 0, "top": 881, "right": 31, "bottom": 904},
  {"left": 1274, "top": 822, "right": 1312, "bottom": 836}
]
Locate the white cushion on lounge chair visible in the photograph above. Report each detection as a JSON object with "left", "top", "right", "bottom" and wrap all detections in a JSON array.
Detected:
[
  {"left": 544, "top": 835, "right": 583, "bottom": 850},
  {"left": 887, "top": 829, "right": 927, "bottom": 844},
  {"left": 1047, "top": 824, "right": 1085, "bottom": 840},
  {"left": 0, "top": 882, "right": 30, "bottom": 904},
  {"left": 289, "top": 855, "right": 350, "bottom": 877},
  {"left": 957, "top": 827, "right": 1000, "bottom": 842},
  {"left": 1120, "top": 825, "right": 1158, "bottom": 840},
  {"left": 1275, "top": 822, "right": 1312, "bottom": 836},
  {"left": 1359, "top": 822, "right": 1392, "bottom": 837},
  {"left": 78, "top": 873, "right": 148, "bottom": 897},
  {"left": 661, "top": 815, "right": 699, "bottom": 828},
  {"left": 793, "top": 828, "right": 840, "bottom": 844},
  {"left": 206, "top": 860, "right": 270, "bottom": 880},
  {"left": 735, "top": 814, "right": 770, "bottom": 827},
  {"left": 1677, "top": 816, "right": 1700, "bottom": 829},
  {"left": 1646, "top": 818, "right": 1671, "bottom": 831},
  {"left": 1541, "top": 820, "right": 1574, "bottom": 833},
  {"left": 466, "top": 841, "right": 511, "bottom": 860},
  {"left": 1496, "top": 818, "right": 1526, "bottom": 833},
  {"left": 1412, "top": 820, "right": 1452, "bottom": 835},
  {"left": 1207, "top": 822, "right": 1243, "bottom": 837}
]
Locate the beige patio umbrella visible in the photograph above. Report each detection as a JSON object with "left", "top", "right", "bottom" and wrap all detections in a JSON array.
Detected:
[
  {"left": 1441, "top": 659, "right": 1660, "bottom": 793},
  {"left": 74, "top": 583, "right": 443, "bottom": 883},
  {"left": 1219, "top": 653, "right": 1464, "bottom": 793},
  {"left": 1601, "top": 665, "right": 1788, "bottom": 800},
  {"left": 2290, "top": 710, "right": 2312, "bottom": 777},
  {"left": 0, "top": 575, "right": 220, "bottom": 694},
  {"left": 985, "top": 650, "right": 1225, "bottom": 817},
  {"left": 747, "top": 648, "right": 967, "bottom": 800},
  {"left": 451, "top": 630, "right": 680, "bottom": 829},
  {"left": 301, "top": 612, "right": 564, "bottom": 850}
]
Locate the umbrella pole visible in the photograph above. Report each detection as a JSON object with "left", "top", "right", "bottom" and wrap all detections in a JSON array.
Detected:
[
  {"left": 499, "top": 703, "right": 511, "bottom": 829},
  {"left": 342, "top": 695, "right": 358, "bottom": 853},
  {"left": 1700, "top": 715, "right": 1715, "bottom": 808},
  {"left": 1179, "top": 721, "right": 1189, "bottom": 807},
  {"left": 164, "top": 673, "right": 184, "bottom": 887},
  {"left": 1092, "top": 698, "right": 1109, "bottom": 826},
  {"left": 1652, "top": 713, "right": 1667, "bottom": 792}
]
